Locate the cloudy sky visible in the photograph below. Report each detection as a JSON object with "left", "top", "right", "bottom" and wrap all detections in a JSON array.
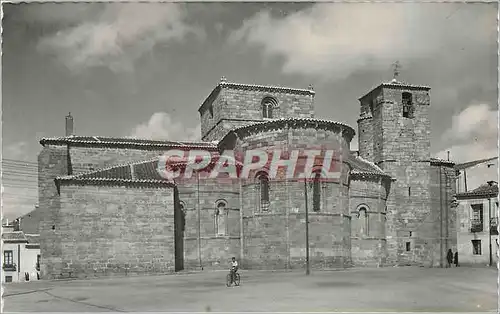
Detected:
[{"left": 2, "top": 2, "right": 498, "bottom": 218}]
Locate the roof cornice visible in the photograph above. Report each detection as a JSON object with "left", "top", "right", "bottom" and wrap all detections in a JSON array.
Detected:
[
  {"left": 39, "top": 136, "right": 217, "bottom": 150},
  {"left": 430, "top": 158, "right": 455, "bottom": 167},
  {"left": 455, "top": 192, "right": 498, "bottom": 200},
  {"left": 359, "top": 81, "right": 431, "bottom": 101},
  {"left": 218, "top": 118, "right": 356, "bottom": 147},
  {"left": 55, "top": 177, "right": 176, "bottom": 189},
  {"left": 350, "top": 171, "right": 394, "bottom": 181}
]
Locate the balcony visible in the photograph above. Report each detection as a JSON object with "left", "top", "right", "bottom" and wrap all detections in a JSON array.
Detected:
[
  {"left": 3, "top": 263, "right": 16, "bottom": 271},
  {"left": 470, "top": 220, "right": 483, "bottom": 233}
]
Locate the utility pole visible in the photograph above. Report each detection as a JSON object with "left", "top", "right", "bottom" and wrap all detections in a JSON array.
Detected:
[
  {"left": 197, "top": 171, "right": 203, "bottom": 270},
  {"left": 463, "top": 169, "right": 468, "bottom": 192},
  {"left": 439, "top": 166, "right": 443, "bottom": 267},
  {"left": 489, "top": 197, "right": 493, "bottom": 267},
  {"left": 304, "top": 180, "right": 310, "bottom": 276}
]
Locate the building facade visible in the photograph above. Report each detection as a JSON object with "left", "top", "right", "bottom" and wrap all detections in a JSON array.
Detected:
[
  {"left": 32, "top": 78, "right": 457, "bottom": 279},
  {"left": 456, "top": 181, "right": 499, "bottom": 266},
  {"left": 1, "top": 222, "right": 41, "bottom": 283}
]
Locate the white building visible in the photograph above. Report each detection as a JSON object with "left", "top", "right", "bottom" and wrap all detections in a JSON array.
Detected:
[
  {"left": 455, "top": 157, "right": 498, "bottom": 194},
  {"left": 1, "top": 221, "right": 41, "bottom": 283},
  {"left": 455, "top": 181, "right": 498, "bottom": 266}
]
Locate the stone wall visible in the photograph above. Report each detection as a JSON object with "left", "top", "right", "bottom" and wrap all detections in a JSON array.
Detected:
[
  {"left": 38, "top": 145, "right": 68, "bottom": 279},
  {"left": 200, "top": 86, "right": 315, "bottom": 142},
  {"left": 357, "top": 117, "right": 373, "bottom": 160},
  {"left": 230, "top": 123, "right": 353, "bottom": 270},
  {"left": 429, "top": 163, "right": 457, "bottom": 267},
  {"left": 176, "top": 178, "right": 241, "bottom": 270},
  {"left": 46, "top": 184, "right": 178, "bottom": 279},
  {"left": 17, "top": 207, "right": 44, "bottom": 234},
  {"left": 362, "top": 86, "right": 433, "bottom": 266},
  {"left": 349, "top": 177, "right": 388, "bottom": 266},
  {"left": 68, "top": 146, "right": 172, "bottom": 175}
]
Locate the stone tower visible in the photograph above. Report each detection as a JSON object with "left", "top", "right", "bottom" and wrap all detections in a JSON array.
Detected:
[
  {"left": 198, "top": 77, "right": 315, "bottom": 142},
  {"left": 358, "top": 78, "right": 433, "bottom": 265}
]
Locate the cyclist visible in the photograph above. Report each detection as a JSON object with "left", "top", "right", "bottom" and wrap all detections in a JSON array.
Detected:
[{"left": 230, "top": 257, "right": 238, "bottom": 283}]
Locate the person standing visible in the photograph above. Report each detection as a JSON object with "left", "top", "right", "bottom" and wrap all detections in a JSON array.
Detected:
[
  {"left": 446, "top": 249, "right": 453, "bottom": 268},
  {"left": 454, "top": 251, "right": 459, "bottom": 267}
]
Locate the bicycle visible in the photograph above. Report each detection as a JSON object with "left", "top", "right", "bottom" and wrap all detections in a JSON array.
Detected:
[{"left": 226, "top": 269, "right": 240, "bottom": 287}]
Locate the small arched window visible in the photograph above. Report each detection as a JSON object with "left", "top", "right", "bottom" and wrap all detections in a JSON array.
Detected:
[
  {"left": 179, "top": 201, "right": 186, "bottom": 232},
  {"left": 402, "top": 92, "right": 414, "bottom": 119},
  {"left": 215, "top": 201, "right": 227, "bottom": 236},
  {"left": 261, "top": 97, "right": 278, "bottom": 119},
  {"left": 256, "top": 172, "right": 270, "bottom": 211},
  {"left": 357, "top": 206, "right": 369, "bottom": 236},
  {"left": 312, "top": 171, "right": 322, "bottom": 212}
]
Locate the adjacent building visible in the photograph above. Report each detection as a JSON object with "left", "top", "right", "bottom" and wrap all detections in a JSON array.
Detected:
[
  {"left": 455, "top": 181, "right": 499, "bottom": 266},
  {"left": 1, "top": 220, "right": 41, "bottom": 283}
]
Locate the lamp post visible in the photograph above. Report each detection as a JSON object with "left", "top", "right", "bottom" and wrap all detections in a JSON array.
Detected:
[
  {"left": 304, "top": 180, "right": 310, "bottom": 276},
  {"left": 197, "top": 171, "right": 203, "bottom": 270},
  {"left": 489, "top": 197, "right": 492, "bottom": 267}
]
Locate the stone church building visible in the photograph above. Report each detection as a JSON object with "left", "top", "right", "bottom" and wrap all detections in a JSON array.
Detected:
[{"left": 34, "top": 77, "right": 457, "bottom": 279}]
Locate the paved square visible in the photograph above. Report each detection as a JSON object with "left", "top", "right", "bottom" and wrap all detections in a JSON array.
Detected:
[{"left": 3, "top": 267, "right": 498, "bottom": 312}]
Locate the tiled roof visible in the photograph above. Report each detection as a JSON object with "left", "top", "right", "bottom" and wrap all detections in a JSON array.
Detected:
[
  {"left": 199, "top": 81, "right": 315, "bottom": 113},
  {"left": 347, "top": 155, "right": 392, "bottom": 179},
  {"left": 25, "top": 234, "right": 40, "bottom": 244},
  {"left": 454, "top": 156, "right": 497, "bottom": 170},
  {"left": 219, "top": 118, "right": 356, "bottom": 145},
  {"left": 2, "top": 231, "right": 28, "bottom": 243},
  {"left": 430, "top": 157, "right": 455, "bottom": 167},
  {"left": 359, "top": 80, "right": 431, "bottom": 101},
  {"left": 40, "top": 136, "right": 217, "bottom": 150},
  {"left": 56, "top": 158, "right": 175, "bottom": 188},
  {"left": 456, "top": 183, "right": 499, "bottom": 199}
]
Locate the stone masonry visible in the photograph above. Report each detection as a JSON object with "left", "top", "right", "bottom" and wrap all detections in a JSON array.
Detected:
[{"left": 35, "top": 78, "right": 458, "bottom": 278}]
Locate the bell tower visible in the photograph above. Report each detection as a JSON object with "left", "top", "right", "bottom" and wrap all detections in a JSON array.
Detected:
[{"left": 357, "top": 67, "right": 433, "bottom": 265}]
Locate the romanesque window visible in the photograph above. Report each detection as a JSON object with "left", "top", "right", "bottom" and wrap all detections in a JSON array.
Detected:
[
  {"left": 179, "top": 202, "right": 186, "bottom": 232},
  {"left": 256, "top": 172, "right": 270, "bottom": 211},
  {"left": 215, "top": 201, "right": 227, "bottom": 236},
  {"left": 261, "top": 97, "right": 278, "bottom": 119},
  {"left": 357, "top": 206, "right": 369, "bottom": 236},
  {"left": 402, "top": 92, "right": 414, "bottom": 119},
  {"left": 406, "top": 242, "right": 411, "bottom": 251},
  {"left": 312, "top": 171, "right": 322, "bottom": 212}
]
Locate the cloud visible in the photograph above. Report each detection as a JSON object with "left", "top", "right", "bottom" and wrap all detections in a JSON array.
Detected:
[
  {"left": 130, "top": 112, "right": 201, "bottom": 142},
  {"left": 228, "top": 3, "right": 496, "bottom": 81},
  {"left": 3, "top": 142, "right": 30, "bottom": 161},
  {"left": 435, "top": 104, "right": 498, "bottom": 190},
  {"left": 37, "top": 3, "right": 203, "bottom": 73}
]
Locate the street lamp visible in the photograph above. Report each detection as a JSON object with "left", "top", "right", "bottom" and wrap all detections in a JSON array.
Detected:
[
  {"left": 304, "top": 180, "right": 311, "bottom": 276},
  {"left": 489, "top": 197, "right": 493, "bottom": 267}
]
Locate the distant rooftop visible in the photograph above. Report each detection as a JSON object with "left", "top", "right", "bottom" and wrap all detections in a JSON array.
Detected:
[{"left": 456, "top": 181, "right": 499, "bottom": 199}]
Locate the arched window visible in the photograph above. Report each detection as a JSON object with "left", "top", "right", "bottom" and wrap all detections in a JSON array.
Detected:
[
  {"left": 402, "top": 92, "right": 414, "bottom": 119},
  {"left": 357, "top": 206, "right": 369, "bottom": 236},
  {"left": 261, "top": 97, "right": 278, "bottom": 119},
  {"left": 179, "top": 202, "right": 186, "bottom": 232},
  {"left": 256, "top": 172, "right": 270, "bottom": 211},
  {"left": 215, "top": 201, "right": 227, "bottom": 236},
  {"left": 312, "top": 171, "right": 322, "bottom": 212}
]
